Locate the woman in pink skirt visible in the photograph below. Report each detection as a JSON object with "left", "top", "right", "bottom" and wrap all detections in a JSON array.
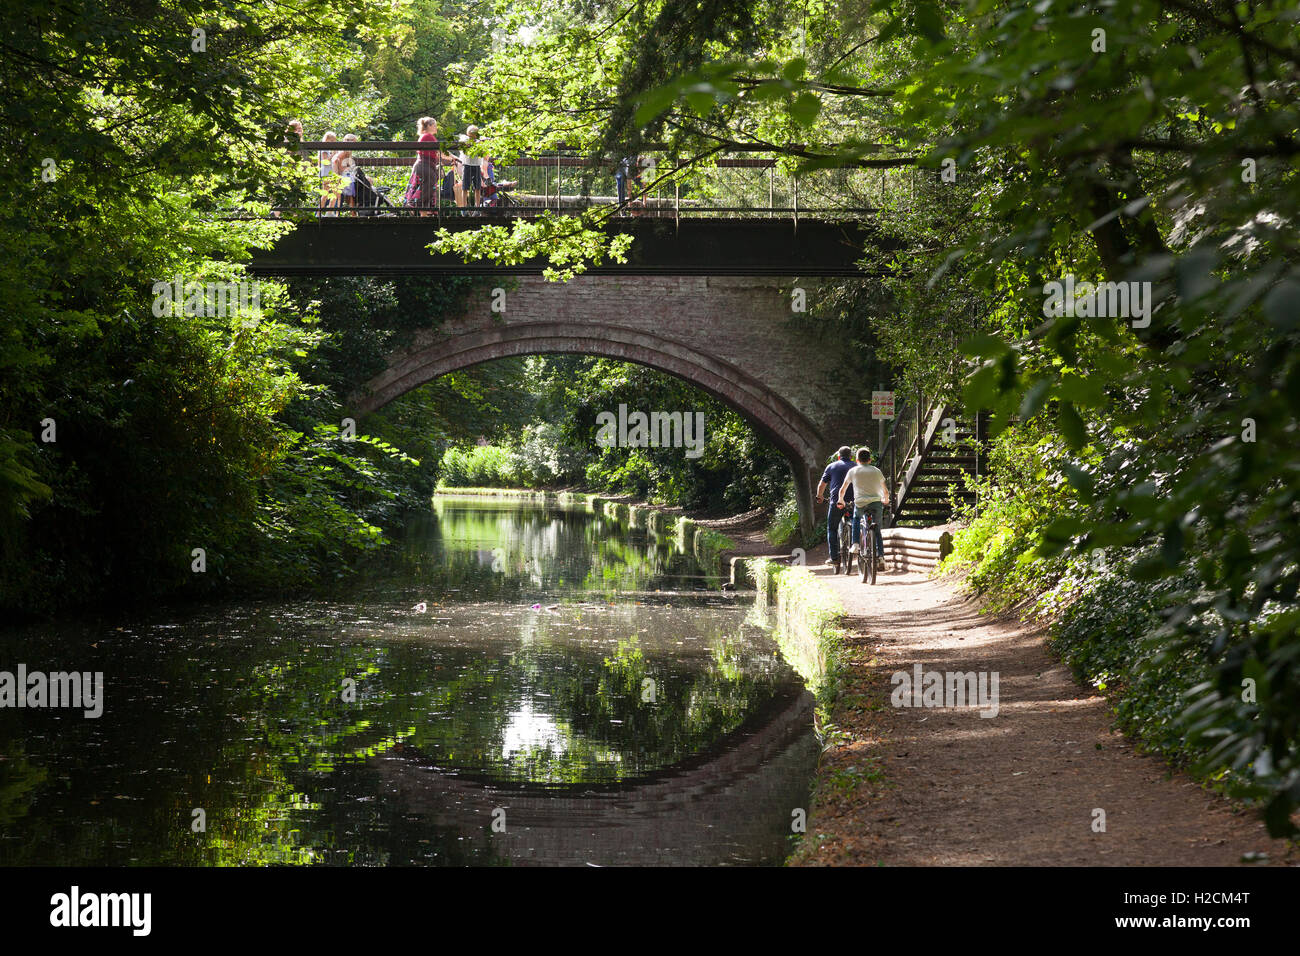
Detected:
[{"left": 405, "top": 117, "right": 454, "bottom": 214}]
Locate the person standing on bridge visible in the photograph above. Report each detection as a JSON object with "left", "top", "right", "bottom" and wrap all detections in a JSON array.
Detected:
[
  {"left": 332, "top": 134, "right": 359, "bottom": 214},
  {"left": 406, "top": 117, "right": 454, "bottom": 215},
  {"left": 457, "top": 126, "right": 484, "bottom": 208},
  {"left": 318, "top": 131, "right": 338, "bottom": 215},
  {"left": 816, "top": 446, "right": 855, "bottom": 572},
  {"left": 615, "top": 155, "right": 632, "bottom": 209}
]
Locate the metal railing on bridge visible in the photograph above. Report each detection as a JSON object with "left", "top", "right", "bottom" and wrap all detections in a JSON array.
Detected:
[{"left": 271, "top": 141, "right": 891, "bottom": 222}]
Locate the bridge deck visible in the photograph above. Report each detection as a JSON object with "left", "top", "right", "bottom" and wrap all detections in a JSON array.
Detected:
[{"left": 248, "top": 216, "right": 882, "bottom": 276}]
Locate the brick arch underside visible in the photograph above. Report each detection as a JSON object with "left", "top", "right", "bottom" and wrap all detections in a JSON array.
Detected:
[{"left": 356, "top": 321, "right": 826, "bottom": 470}]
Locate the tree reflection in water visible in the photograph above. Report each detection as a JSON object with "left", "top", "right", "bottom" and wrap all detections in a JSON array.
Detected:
[{"left": 0, "top": 498, "right": 816, "bottom": 865}]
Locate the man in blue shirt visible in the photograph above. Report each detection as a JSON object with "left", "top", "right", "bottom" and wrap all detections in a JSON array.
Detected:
[{"left": 815, "top": 446, "right": 855, "bottom": 571}]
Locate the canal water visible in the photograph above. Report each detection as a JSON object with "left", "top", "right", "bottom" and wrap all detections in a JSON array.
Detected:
[{"left": 0, "top": 495, "right": 818, "bottom": 866}]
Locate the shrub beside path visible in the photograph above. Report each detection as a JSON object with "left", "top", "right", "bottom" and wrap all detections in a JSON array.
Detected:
[{"left": 789, "top": 559, "right": 1296, "bottom": 866}]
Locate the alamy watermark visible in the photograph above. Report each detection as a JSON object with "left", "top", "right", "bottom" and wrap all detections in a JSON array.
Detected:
[
  {"left": 0, "top": 664, "right": 103, "bottom": 718},
  {"left": 1043, "top": 274, "right": 1152, "bottom": 328},
  {"left": 151, "top": 275, "right": 262, "bottom": 322},
  {"left": 595, "top": 404, "right": 705, "bottom": 459},
  {"left": 50, "top": 886, "right": 150, "bottom": 936},
  {"left": 890, "top": 663, "right": 999, "bottom": 718}
]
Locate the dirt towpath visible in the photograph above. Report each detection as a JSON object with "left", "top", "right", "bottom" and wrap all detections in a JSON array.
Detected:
[{"left": 790, "top": 559, "right": 1295, "bottom": 866}]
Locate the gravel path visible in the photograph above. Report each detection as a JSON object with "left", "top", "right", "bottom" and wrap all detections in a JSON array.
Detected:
[{"left": 790, "top": 560, "right": 1295, "bottom": 866}]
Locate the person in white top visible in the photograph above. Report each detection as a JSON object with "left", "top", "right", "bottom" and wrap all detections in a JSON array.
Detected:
[
  {"left": 837, "top": 446, "right": 891, "bottom": 570},
  {"left": 318, "top": 131, "right": 338, "bottom": 214},
  {"left": 457, "top": 125, "right": 483, "bottom": 207}
]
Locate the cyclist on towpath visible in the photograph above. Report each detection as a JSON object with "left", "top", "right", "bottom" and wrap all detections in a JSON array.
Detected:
[
  {"left": 815, "top": 446, "right": 855, "bottom": 573},
  {"left": 837, "top": 446, "right": 890, "bottom": 572}
]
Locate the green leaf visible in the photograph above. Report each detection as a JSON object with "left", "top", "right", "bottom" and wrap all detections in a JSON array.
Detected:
[
  {"left": 1058, "top": 401, "right": 1087, "bottom": 449},
  {"left": 745, "top": 80, "right": 790, "bottom": 102},
  {"left": 913, "top": 1, "right": 945, "bottom": 42},
  {"left": 685, "top": 90, "right": 715, "bottom": 116},
  {"left": 1036, "top": 516, "right": 1083, "bottom": 556},
  {"left": 1092, "top": 351, "right": 1135, "bottom": 378},
  {"left": 876, "top": 16, "right": 904, "bottom": 42},
  {"left": 1263, "top": 279, "right": 1300, "bottom": 330},
  {"left": 633, "top": 81, "right": 682, "bottom": 126},
  {"left": 1062, "top": 461, "right": 1094, "bottom": 499},
  {"left": 1056, "top": 373, "right": 1106, "bottom": 408},
  {"left": 963, "top": 363, "right": 1000, "bottom": 411},
  {"left": 789, "top": 91, "right": 821, "bottom": 125},
  {"left": 1131, "top": 554, "right": 1171, "bottom": 581},
  {"left": 1264, "top": 793, "right": 1299, "bottom": 838},
  {"left": 1018, "top": 377, "right": 1053, "bottom": 420},
  {"left": 959, "top": 332, "right": 1011, "bottom": 357},
  {"left": 1161, "top": 520, "right": 1184, "bottom": 566}
]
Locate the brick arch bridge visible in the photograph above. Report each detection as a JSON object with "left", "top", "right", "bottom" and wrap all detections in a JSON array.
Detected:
[{"left": 352, "top": 275, "right": 867, "bottom": 531}]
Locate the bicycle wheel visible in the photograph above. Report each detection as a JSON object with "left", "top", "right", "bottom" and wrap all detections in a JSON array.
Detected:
[
  {"left": 862, "top": 522, "right": 876, "bottom": 584},
  {"left": 858, "top": 521, "right": 869, "bottom": 580}
]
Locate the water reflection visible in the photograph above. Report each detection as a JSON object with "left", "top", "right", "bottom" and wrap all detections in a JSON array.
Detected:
[
  {"left": 0, "top": 496, "right": 817, "bottom": 865},
  {"left": 364, "top": 495, "right": 719, "bottom": 599}
]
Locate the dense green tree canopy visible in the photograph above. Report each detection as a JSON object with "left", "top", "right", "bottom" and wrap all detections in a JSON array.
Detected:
[{"left": 0, "top": 0, "right": 412, "bottom": 607}]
